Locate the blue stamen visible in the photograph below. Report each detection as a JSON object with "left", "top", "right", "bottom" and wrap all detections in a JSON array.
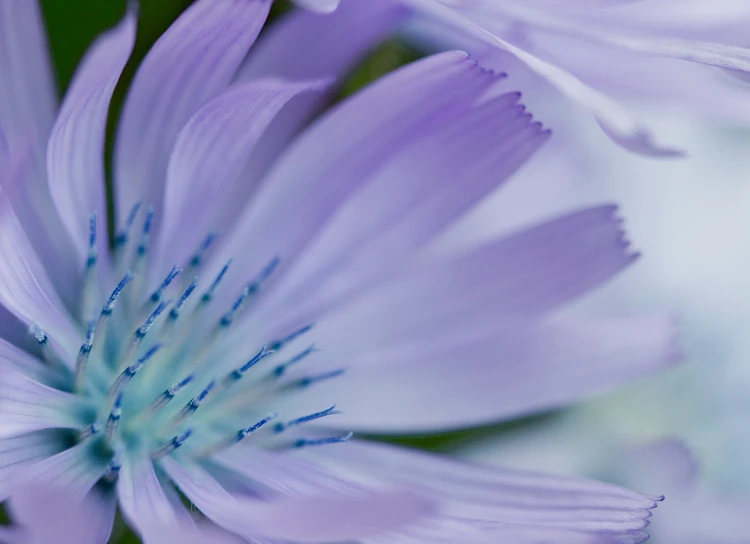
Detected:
[
  {"left": 106, "top": 391, "right": 124, "bottom": 439},
  {"left": 135, "top": 301, "right": 170, "bottom": 339},
  {"left": 87, "top": 215, "right": 97, "bottom": 269},
  {"left": 298, "top": 369, "right": 345, "bottom": 388},
  {"left": 269, "top": 324, "right": 314, "bottom": 351},
  {"left": 223, "top": 346, "right": 274, "bottom": 387},
  {"left": 294, "top": 432, "right": 353, "bottom": 449},
  {"left": 175, "top": 380, "right": 216, "bottom": 422},
  {"left": 219, "top": 286, "right": 250, "bottom": 328},
  {"left": 149, "top": 374, "right": 195, "bottom": 412},
  {"left": 273, "top": 344, "right": 318, "bottom": 377},
  {"left": 237, "top": 413, "right": 277, "bottom": 441},
  {"left": 103, "top": 450, "right": 122, "bottom": 482},
  {"left": 30, "top": 326, "right": 47, "bottom": 346},
  {"left": 149, "top": 265, "right": 181, "bottom": 303},
  {"left": 274, "top": 405, "right": 340, "bottom": 433},
  {"left": 168, "top": 279, "right": 198, "bottom": 321},
  {"left": 189, "top": 234, "right": 217, "bottom": 268},
  {"left": 114, "top": 202, "right": 141, "bottom": 249},
  {"left": 153, "top": 429, "right": 193, "bottom": 459},
  {"left": 111, "top": 344, "right": 162, "bottom": 396},
  {"left": 78, "top": 422, "right": 100, "bottom": 440},
  {"left": 200, "top": 260, "right": 232, "bottom": 304},
  {"left": 74, "top": 319, "right": 97, "bottom": 390},
  {"left": 136, "top": 206, "right": 154, "bottom": 256},
  {"left": 102, "top": 273, "right": 134, "bottom": 316}
]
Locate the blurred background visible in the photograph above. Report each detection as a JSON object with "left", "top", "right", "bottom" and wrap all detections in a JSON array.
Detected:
[{"left": 38, "top": 1, "right": 750, "bottom": 542}]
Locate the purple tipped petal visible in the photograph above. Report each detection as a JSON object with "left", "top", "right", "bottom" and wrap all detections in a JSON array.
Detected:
[
  {"left": 0, "top": 1, "right": 57, "bottom": 167},
  {"left": 300, "top": 315, "right": 678, "bottom": 432},
  {"left": 161, "top": 456, "right": 435, "bottom": 542},
  {"left": 404, "top": 0, "right": 684, "bottom": 157},
  {"left": 211, "top": 51, "right": 502, "bottom": 310},
  {"left": 47, "top": 14, "right": 135, "bottom": 263},
  {"left": 153, "top": 78, "right": 330, "bottom": 277},
  {"left": 114, "top": 0, "right": 272, "bottom": 232}
]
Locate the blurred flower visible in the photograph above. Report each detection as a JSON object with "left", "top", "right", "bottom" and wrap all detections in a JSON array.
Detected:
[
  {"left": 0, "top": 1, "right": 679, "bottom": 542},
  {"left": 452, "top": 88, "right": 750, "bottom": 543},
  {"left": 302, "top": 0, "right": 750, "bottom": 156}
]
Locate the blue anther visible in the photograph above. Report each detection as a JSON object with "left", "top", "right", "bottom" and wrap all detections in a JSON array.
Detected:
[
  {"left": 269, "top": 324, "right": 314, "bottom": 351},
  {"left": 75, "top": 319, "right": 97, "bottom": 390},
  {"left": 80, "top": 319, "right": 96, "bottom": 355},
  {"left": 150, "top": 265, "right": 181, "bottom": 303},
  {"left": 112, "top": 344, "right": 162, "bottom": 395},
  {"left": 149, "top": 374, "right": 194, "bottom": 412},
  {"left": 114, "top": 202, "right": 141, "bottom": 248},
  {"left": 102, "top": 273, "right": 134, "bottom": 315},
  {"left": 201, "top": 260, "right": 232, "bottom": 304},
  {"left": 275, "top": 405, "right": 340, "bottom": 433},
  {"left": 273, "top": 344, "right": 318, "bottom": 377},
  {"left": 87, "top": 215, "right": 97, "bottom": 268},
  {"left": 246, "top": 257, "right": 281, "bottom": 295},
  {"left": 31, "top": 326, "right": 47, "bottom": 346},
  {"left": 136, "top": 301, "right": 169, "bottom": 339},
  {"left": 103, "top": 450, "right": 122, "bottom": 482},
  {"left": 169, "top": 279, "right": 198, "bottom": 320},
  {"left": 177, "top": 380, "right": 215, "bottom": 421},
  {"left": 189, "top": 234, "right": 217, "bottom": 268},
  {"left": 219, "top": 286, "right": 250, "bottom": 328},
  {"left": 136, "top": 206, "right": 154, "bottom": 256},
  {"left": 299, "top": 369, "right": 345, "bottom": 388},
  {"left": 241, "top": 345, "right": 274, "bottom": 373},
  {"left": 236, "top": 413, "right": 278, "bottom": 442},
  {"left": 106, "top": 391, "right": 124, "bottom": 438},
  {"left": 153, "top": 429, "right": 193, "bottom": 459},
  {"left": 79, "top": 422, "right": 100, "bottom": 440},
  {"left": 294, "top": 432, "right": 353, "bottom": 449}
]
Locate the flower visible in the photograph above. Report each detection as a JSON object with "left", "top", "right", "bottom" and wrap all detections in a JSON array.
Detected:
[
  {"left": 0, "top": 1, "right": 678, "bottom": 543},
  {"left": 304, "top": 0, "right": 750, "bottom": 157}
]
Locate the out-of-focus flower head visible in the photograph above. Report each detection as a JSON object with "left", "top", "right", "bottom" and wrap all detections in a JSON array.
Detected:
[
  {"left": 0, "top": 0, "right": 679, "bottom": 542},
  {"left": 300, "top": 0, "right": 750, "bottom": 156}
]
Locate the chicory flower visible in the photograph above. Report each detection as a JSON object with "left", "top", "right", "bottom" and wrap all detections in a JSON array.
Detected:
[{"left": 0, "top": 1, "right": 677, "bottom": 542}]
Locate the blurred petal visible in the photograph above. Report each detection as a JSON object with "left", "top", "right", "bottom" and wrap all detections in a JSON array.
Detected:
[
  {"left": 404, "top": 0, "right": 684, "bottom": 157},
  {"left": 0, "top": 200, "right": 80, "bottom": 361},
  {"left": 118, "top": 453, "right": 197, "bottom": 543},
  {"left": 114, "top": 0, "right": 271, "bottom": 232},
  {"left": 152, "top": 78, "right": 330, "bottom": 277},
  {"left": 0, "top": 371, "right": 82, "bottom": 438},
  {"left": 162, "top": 456, "right": 434, "bottom": 542},
  {"left": 0, "top": 432, "right": 60, "bottom": 501},
  {"left": 4, "top": 485, "right": 115, "bottom": 544},
  {"left": 311, "top": 441, "right": 657, "bottom": 541},
  {"left": 0, "top": 0, "right": 56, "bottom": 164},
  {"left": 293, "top": 0, "right": 341, "bottom": 12},
  {"left": 302, "top": 315, "right": 679, "bottom": 432},
  {"left": 47, "top": 14, "right": 135, "bottom": 262}
]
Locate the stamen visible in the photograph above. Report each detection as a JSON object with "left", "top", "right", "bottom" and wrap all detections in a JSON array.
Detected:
[
  {"left": 173, "top": 380, "right": 216, "bottom": 424},
  {"left": 149, "top": 265, "right": 181, "bottom": 304},
  {"left": 136, "top": 206, "right": 154, "bottom": 258},
  {"left": 119, "top": 301, "right": 169, "bottom": 370},
  {"left": 78, "top": 422, "right": 100, "bottom": 440},
  {"left": 198, "top": 413, "right": 277, "bottom": 457},
  {"left": 199, "top": 260, "right": 232, "bottom": 305},
  {"left": 168, "top": 279, "right": 197, "bottom": 320},
  {"left": 221, "top": 345, "right": 274, "bottom": 388},
  {"left": 274, "top": 405, "right": 340, "bottom": 433},
  {"left": 106, "top": 391, "right": 124, "bottom": 440},
  {"left": 188, "top": 234, "right": 216, "bottom": 269},
  {"left": 295, "top": 432, "right": 353, "bottom": 449},
  {"left": 102, "top": 273, "right": 135, "bottom": 317},
  {"left": 218, "top": 286, "right": 251, "bottom": 329},
  {"left": 298, "top": 369, "right": 346, "bottom": 388},
  {"left": 29, "top": 325, "right": 64, "bottom": 367},
  {"left": 147, "top": 374, "right": 195, "bottom": 413},
  {"left": 273, "top": 344, "right": 318, "bottom": 377},
  {"left": 114, "top": 202, "right": 142, "bottom": 250},
  {"left": 74, "top": 319, "right": 97, "bottom": 392},
  {"left": 152, "top": 429, "right": 193, "bottom": 459},
  {"left": 103, "top": 449, "right": 122, "bottom": 482},
  {"left": 87, "top": 214, "right": 97, "bottom": 269},
  {"left": 110, "top": 344, "right": 162, "bottom": 396},
  {"left": 269, "top": 324, "right": 314, "bottom": 351}
]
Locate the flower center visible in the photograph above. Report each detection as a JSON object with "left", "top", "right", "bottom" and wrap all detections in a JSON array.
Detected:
[{"left": 31, "top": 204, "right": 348, "bottom": 483}]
